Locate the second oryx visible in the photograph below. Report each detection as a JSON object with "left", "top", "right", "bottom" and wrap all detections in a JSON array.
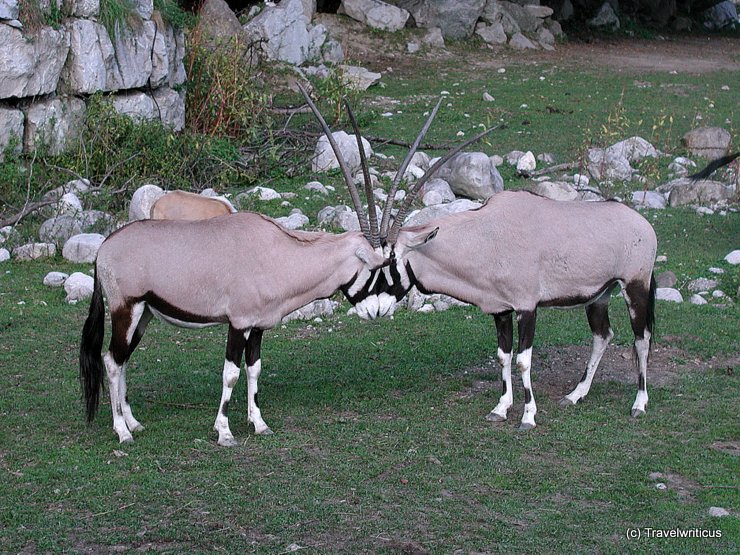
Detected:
[{"left": 306, "top": 95, "right": 658, "bottom": 431}]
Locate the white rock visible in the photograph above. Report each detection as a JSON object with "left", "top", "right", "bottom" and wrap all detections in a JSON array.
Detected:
[
  {"left": 12, "top": 243, "right": 56, "bottom": 261},
  {"left": 435, "top": 152, "right": 503, "bottom": 200},
  {"left": 339, "top": 0, "right": 410, "bottom": 32},
  {"left": 339, "top": 65, "right": 382, "bottom": 91},
  {"left": 712, "top": 290, "right": 725, "bottom": 298},
  {"left": 62, "top": 233, "right": 106, "bottom": 263},
  {"left": 516, "top": 151, "right": 536, "bottom": 173},
  {"left": 607, "top": 137, "right": 658, "bottom": 162},
  {"left": 483, "top": 92, "right": 495, "bottom": 102},
  {"left": 421, "top": 178, "right": 455, "bottom": 203},
  {"left": 64, "top": 272, "right": 95, "bottom": 304},
  {"left": 724, "top": 250, "right": 740, "bottom": 265},
  {"left": 43, "top": 271, "right": 69, "bottom": 287},
  {"left": 304, "top": 181, "right": 329, "bottom": 195},
  {"left": 275, "top": 212, "right": 309, "bottom": 230},
  {"left": 656, "top": 255, "right": 668, "bottom": 263},
  {"left": 656, "top": 288, "right": 683, "bottom": 303},
  {"left": 129, "top": 184, "right": 165, "bottom": 221},
  {"left": 509, "top": 32, "right": 537, "bottom": 50},
  {"left": 708, "top": 507, "right": 730, "bottom": 517},
  {"left": 59, "top": 192, "right": 84, "bottom": 216},
  {"left": 689, "top": 294, "right": 708, "bottom": 305},
  {"left": 0, "top": 225, "right": 19, "bottom": 245},
  {"left": 24, "top": 97, "right": 86, "bottom": 156},
  {"left": 422, "top": 27, "right": 445, "bottom": 48},
  {"left": 422, "top": 190, "right": 444, "bottom": 206},
  {"left": 573, "top": 174, "right": 590, "bottom": 187},
  {"left": 0, "top": 248, "right": 9, "bottom": 263},
  {"left": 695, "top": 207, "right": 715, "bottom": 216},
  {"left": 312, "top": 130, "right": 373, "bottom": 173},
  {"left": 283, "top": 299, "right": 338, "bottom": 323},
  {"left": 531, "top": 181, "right": 578, "bottom": 201},
  {"left": 688, "top": 278, "right": 718, "bottom": 292},
  {"left": 587, "top": 147, "right": 634, "bottom": 181},
  {"left": 506, "top": 150, "right": 525, "bottom": 165},
  {"left": 708, "top": 267, "right": 724, "bottom": 274},
  {"left": 410, "top": 151, "right": 431, "bottom": 171},
  {"left": 0, "top": 106, "right": 23, "bottom": 162},
  {"left": 405, "top": 199, "right": 482, "bottom": 228},
  {"left": 248, "top": 186, "right": 282, "bottom": 201},
  {"left": 632, "top": 190, "right": 666, "bottom": 209}
]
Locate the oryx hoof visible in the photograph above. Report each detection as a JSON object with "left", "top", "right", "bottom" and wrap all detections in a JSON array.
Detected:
[
  {"left": 631, "top": 408, "right": 646, "bottom": 418},
  {"left": 560, "top": 397, "right": 577, "bottom": 407},
  {"left": 255, "top": 427, "right": 274, "bottom": 436},
  {"left": 518, "top": 422, "right": 536, "bottom": 431},
  {"left": 485, "top": 412, "right": 507, "bottom": 423},
  {"left": 130, "top": 423, "right": 145, "bottom": 433},
  {"left": 218, "top": 437, "right": 239, "bottom": 448},
  {"left": 119, "top": 435, "right": 134, "bottom": 444}
]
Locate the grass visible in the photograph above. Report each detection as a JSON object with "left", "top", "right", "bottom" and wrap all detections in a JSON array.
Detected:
[{"left": 1, "top": 39, "right": 739, "bottom": 554}]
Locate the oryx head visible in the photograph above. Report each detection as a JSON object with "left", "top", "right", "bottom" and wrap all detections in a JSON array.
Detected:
[{"left": 299, "top": 83, "right": 495, "bottom": 319}]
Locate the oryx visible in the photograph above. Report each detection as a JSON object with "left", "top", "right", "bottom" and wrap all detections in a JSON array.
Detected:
[
  {"left": 307, "top": 96, "right": 658, "bottom": 430},
  {"left": 80, "top": 84, "right": 393, "bottom": 446}
]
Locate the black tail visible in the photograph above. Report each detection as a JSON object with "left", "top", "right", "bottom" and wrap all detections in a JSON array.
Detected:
[
  {"left": 647, "top": 273, "right": 656, "bottom": 348},
  {"left": 79, "top": 268, "right": 105, "bottom": 422},
  {"left": 688, "top": 151, "right": 740, "bottom": 181}
]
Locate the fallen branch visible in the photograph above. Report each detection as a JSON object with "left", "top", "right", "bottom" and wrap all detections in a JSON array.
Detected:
[{"left": 0, "top": 199, "right": 57, "bottom": 228}]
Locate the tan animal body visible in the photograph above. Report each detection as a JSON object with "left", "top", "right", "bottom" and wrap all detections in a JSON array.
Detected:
[{"left": 150, "top": 190, "right": 235, "bottom": 220}]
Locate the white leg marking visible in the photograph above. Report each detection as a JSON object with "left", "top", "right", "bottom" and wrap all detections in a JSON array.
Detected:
[
  {"left": 517, "top": 348, "right": 537, "bottom": 430},
  {"left": 488, "top": 348, "right": 513, "bottom": 421},
  {"left": 247, "top": 359, "right": 272, "bottom": 435},
  {"left": 104, "top": 352, "right": 133, "bottom": 443},
  {"left": 631, "top": 332, "right": 650, "bottom": 417},
  {"left": 564, "top": 329, "right": 613, "bottom": 405},
  {"left": 119, "top": 363, "right": 144, "bottom": 433},
  {"left": 214, "top": 360, "right": 240, "bottom": 447}
]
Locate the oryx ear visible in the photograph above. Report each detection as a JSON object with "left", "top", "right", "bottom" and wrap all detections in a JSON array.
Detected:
[{"left": 408, "top": 227, "right": 439, "bottom": 250}]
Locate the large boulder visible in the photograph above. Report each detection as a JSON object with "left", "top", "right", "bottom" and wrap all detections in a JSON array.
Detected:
[
  {"left": 129, "top": 184, "right": 165, "bottom": 221},
  {"left": 530, "top": 181, "right": 578, "bottom": 201},
  {"left": 682, "top": 127, "right": 732, "bottom": 159},
  {"left": 339, "top": 0, "right": 410, "bottom": 32},
  {"left": 13, "top": 242, "right": 56, "bottom": 261},
  {"left": 435, "top": 152, "right": 503, "bottom": 200},
  {"left": 607, "top": 136, "right": 659, "bottom": 162},
  {"left": 0, "top": 25, "right": 69, "bottom": 99},
  {"left": 0, "top": 0, "right": 19, "bottom": 19},
  {"left": 62, "top": 233, "right": 106, "bottom": 263},
  {"left": 667, "top": 179, "right": 735, "bottom": 207},
  {"left": 397, "top": 0, "right": 486, "bottom": 39},
  {"left": 587, "top": 147, "right": 635, "bottom": 182},
  {"left": 312, "top": 131, "right": 373, "bottom": 173},
  {"left": 244, "top": 0, "right": 325, "bottom": 65},
  {"left": 64, "top": 272, "right": 95, "bottom": 303},
  {"left": 197, "top": 0, "right": 247, "bottom": 46}
]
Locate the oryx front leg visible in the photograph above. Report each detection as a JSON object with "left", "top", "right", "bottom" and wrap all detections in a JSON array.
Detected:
[
  {"left": 562, "top": 301, "right": 613, "bottom": 407},
  {"left": 486, "top": 312, "right": 514, "bottom": 423},
  {"left": 214, "top": 326, "right": 247, "bottom": 447},
  {"left": 516, "top": 310, "right": 537, "bottom": 431},
  {"left": 245, "top": 330, "right": 272, "bottom": 435}
]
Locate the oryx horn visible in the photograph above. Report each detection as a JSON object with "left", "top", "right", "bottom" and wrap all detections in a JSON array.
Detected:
[
  {"left": 379, "top": 97, "right": 444, "bottom": 240},
  {"left": 344, "top": 98, "right": 380, "bottom": 248},
  {"left": 297, "top": 82, "right": 373, "bottom": 243},
  {"left": 386, "top": 125, "right": 499, "bottom": 244}
]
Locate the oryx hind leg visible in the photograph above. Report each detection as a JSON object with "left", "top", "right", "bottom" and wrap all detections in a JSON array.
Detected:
[
  {"left": 245, "top": 329, "right": 272, "bottom": 436},
  {"left": 562, "top": 291, "right": 615, "bottom": 407},
  {"left": 214, "top": 325, "right": 247, "bottom": 447},
  {"left": 105, "top": 302, "right": 150, "bottom": 443},
  {"left": 515, "top": 310, "right": 538, "bottom": 431},
  {"left": 623, "top": 278, "right": 655, "bottom": 418},
  {"left": 486, "top": 311, "right": 514, "bottom": 423}
]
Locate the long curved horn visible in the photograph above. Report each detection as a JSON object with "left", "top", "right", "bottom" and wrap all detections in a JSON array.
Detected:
[
  {"left": 343, "top": 98, "right": 380, "bottom": 248},
  {"left": 387, "top": 125, "right": 499, "bottom": 244},
  {"left": 297, "top": 82, "right": 372, "bottom": 242},
  {"left": 379, "top": 98, "right": 443, "bottom": 240}
]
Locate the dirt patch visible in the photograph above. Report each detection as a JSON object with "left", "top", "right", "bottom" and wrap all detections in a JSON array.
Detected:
[
  {"left": 317, "top": 14, "right": 740, "bottom": 76},
  {"left": 648, "top": 471, "right": 700, "bottom": 502},
  {"left": 456, "top": 343, "right": 737, "bottom": 403},
  {"left": 711, "top": 441, "right": 740, "bottom": 456}
]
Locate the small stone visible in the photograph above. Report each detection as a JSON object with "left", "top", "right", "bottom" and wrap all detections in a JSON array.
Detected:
[
  {"left": 689, "top": 294, "right": 707, "bottom": 305},
  {"left": 708, "top": 267, "right": 724, "bottom": 274},
  {"left": 516, "top": 151, "right": 536, "bottom": 173},
  {"left": 656, "top": 288, "right": 683, "bottom": 303},
  {"left": 724, "top": 250, "right": 740, "bottom": 265},
  {"left": 483, "top": 92, "right": 494, "bottom": 102},
  {"left": 655, "top": 271, "right": 677, "bottom": 288},
  {"left": 0, "top": 248, "right": 9, "bottom": 262},
  {"left": 688, "top": 278, "right": 718, "bottom": 293},
  {"left": 708, "top": 507, "right": 730, "bottom": 517},
  {"left": 64, "top": 272, "right": 95, "bottom": 303},
  {"left": 304, "top": 181, "right": 329, "bottom": 195},
  {"left": 656, "top": 255, "right": 668, "bottom": 263},
  {"left": 655, "top": 482, "right": 667, "bottom": 490},
  {"left": 712, "top": 290, "right": 725, "bottom": 298},
  {"left": 43, "top": 271, "right": 69, "bottom": 287}
]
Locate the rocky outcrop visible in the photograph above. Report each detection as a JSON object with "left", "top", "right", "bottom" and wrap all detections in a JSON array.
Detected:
[{"left": 0, "top": 0, "right": 186, "bottom": 157}]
